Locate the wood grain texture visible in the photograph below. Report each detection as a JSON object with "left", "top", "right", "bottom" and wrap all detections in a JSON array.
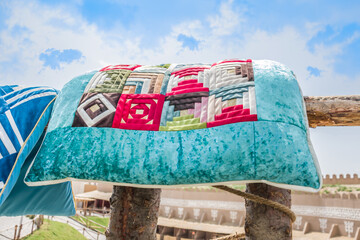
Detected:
[
  {"left": 305, "top": 95, "right": 360, "bottom": 127},
  {"left": 245, "top": 183, "right": 292, "bottom": 240},
  {"left": 106, "top": 186, "right": 161, "bottom": 240}
]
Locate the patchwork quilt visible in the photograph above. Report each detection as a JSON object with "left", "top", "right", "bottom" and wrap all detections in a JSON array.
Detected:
[
  {"left": 24, "top": 59, "right": 322, "bottom": 192},
  {"left": 0, "top": 85, "right": 75, "bottom": 216}
]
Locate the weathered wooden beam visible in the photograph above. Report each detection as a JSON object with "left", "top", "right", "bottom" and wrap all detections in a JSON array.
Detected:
[{"left": 305, "top": 95, "right": 360, "bottom": 127}]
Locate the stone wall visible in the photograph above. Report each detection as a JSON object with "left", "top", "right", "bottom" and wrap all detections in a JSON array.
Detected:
[
  {"left": 323, "top": 174, "right": 360, "bottom": 185},
  {"left": 160, "top": 188, "right": 360, "bottom": 238}
]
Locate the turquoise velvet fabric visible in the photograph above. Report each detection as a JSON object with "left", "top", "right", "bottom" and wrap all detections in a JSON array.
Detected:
[
  {"left": 26, "top": 122, "right": 255, "bottom": 185},
  {"left": 0, "top": 134, "right": 75, "bottom": 216},
  {"left": 253, "top": 121, "right": 319, "bottom": 188},
  {"left": 47, "top": 71, "right": 97, "bottom": 132},
  {"left": 24, "top": 60, "right": 321, "bottom": 191},
  {"left": 253, "top": 60, "right": 307, "bottom": 131}
]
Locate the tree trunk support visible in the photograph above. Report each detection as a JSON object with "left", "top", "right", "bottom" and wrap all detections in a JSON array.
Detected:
[
  {"left": 245, "top": 183, "right": 292, "bottom": 240},
  {"left": 106, "top": 186, "right": 161, "bottom": 240}
]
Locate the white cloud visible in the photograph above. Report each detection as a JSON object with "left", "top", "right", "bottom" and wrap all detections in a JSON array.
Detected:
[
  {"left": 152, "top": 21, "right": 360, "bottom": 95},
  {"left": 1, "top": 0, "right": 359, "bottom": 95},
  {"left": 171, "top": 20, "right": 204, "bottom": 39},
  {"left": 0, "top": 1, "right": 145, "bottom": 89},
  {"left": 207, "top": 0, "right": 245, "bottom": 36},
  {"left": 235, "top": 27, "right": 360, "bottom": 96}
]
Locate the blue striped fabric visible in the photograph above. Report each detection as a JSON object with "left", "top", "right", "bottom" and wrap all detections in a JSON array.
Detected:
[
  {"left": 3, "top": 86, "right": 57, "bottom": 109},
  {"left": 0, "top": 85, "right": 75, "bottom": 216},
  {"left": 0, "top": 85, "right": 57, "bottom": 192},
  {"left": 0, "top": 86, "right": 57, "bottom": 168}
]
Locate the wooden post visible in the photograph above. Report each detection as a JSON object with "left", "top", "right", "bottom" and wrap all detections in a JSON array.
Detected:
[
  {"left": 31, "top": 220, "right": 34, "bottom": 234},
  {"left": 84, "top": 201, "right": 88, "bottom": 217},
  {"left": 106, "top": 186, "right": 161, "bottom": 240},
  {"left": 16, "top": 216, "right": 23, "bottom": 240},
  {"left": 16, "top": 224, "right": 22, "bottom": 240},
  {"left": 245, "top": 183, "right": 292, "bottom": 240},
  {"left": 13, "top": 225, "right": 17, "bottom": 240}
]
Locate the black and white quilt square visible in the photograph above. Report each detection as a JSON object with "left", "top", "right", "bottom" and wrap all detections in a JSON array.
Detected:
[{"left": 72, "top": 93, "right": 121, "bottom": 127}]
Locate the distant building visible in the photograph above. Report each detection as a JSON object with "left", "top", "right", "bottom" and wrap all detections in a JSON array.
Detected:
[{"left": 73, "top": 175, "right": 360, "bottom": 239}]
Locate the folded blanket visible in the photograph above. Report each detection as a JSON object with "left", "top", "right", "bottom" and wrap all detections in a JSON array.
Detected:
[
  {"left": 0, "top": 85, "right": 75, "bottom": 216},
  {"left": 24, "top": 59, "right": 322, "bottom": 192}
]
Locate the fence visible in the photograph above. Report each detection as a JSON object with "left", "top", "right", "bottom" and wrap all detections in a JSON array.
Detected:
[
  {"left": 0, "top": 218, "right": 34, "bottom": 240},
  {"left": 63, "top": 218, "right": 103, "bottom": 240},
  {"left": 77, "top": 207, "right": 111, "bottom": 217},
  {"left": 0, "top": 215, "right": 106, "bottom": 240},
  {"left": 71, "top": 214, "right": 108, "bottom": 233}
]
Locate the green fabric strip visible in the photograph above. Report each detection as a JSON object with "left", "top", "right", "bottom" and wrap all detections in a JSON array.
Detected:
[
  {"left": 159, "top": 122, "right": 207, "bottom": 131},
  {"left": 172, "top": 114, "right": 194, "bottom": 122},
  {"left": 167, "top": 118, "right": 200, "bottom": 126}
]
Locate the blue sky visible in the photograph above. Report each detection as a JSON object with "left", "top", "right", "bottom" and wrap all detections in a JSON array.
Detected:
[
  {"left": 39, "top": 48, "right": 83, "bottom": 69},
  {"left": 0, "top": 0, "right": 359, "bottom": 175}
]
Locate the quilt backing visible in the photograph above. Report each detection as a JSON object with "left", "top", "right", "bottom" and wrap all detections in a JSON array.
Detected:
[{"left": 24, "top": 59, "right": 322, "bottom": 192}]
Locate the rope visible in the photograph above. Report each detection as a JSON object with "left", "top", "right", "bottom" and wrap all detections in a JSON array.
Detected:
[
  {"left": 215, "top": 233, "right": 245, "bottom": 240},
  {"left": 213, "top": 185, "right": 296, "bottom": 223}
]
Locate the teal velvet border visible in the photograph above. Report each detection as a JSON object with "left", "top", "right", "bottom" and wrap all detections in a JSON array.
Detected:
[
  {"left": 253, "top": 121, "right": 319, "bottom": 189},
  {"left": 47, "top": 71, "right": 97, "bottom": 132},
  {"left": 253, "top": 60, "right": 307, "bottom": 132},
  {"left": 25, "top": 121, "right": 320, "bottom": 190}
]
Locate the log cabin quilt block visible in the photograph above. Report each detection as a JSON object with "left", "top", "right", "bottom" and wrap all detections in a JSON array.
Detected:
[
  {"left": 24, "top": 60, "right": 322, "bottom": 192},
  {"left": 112, "top": 94, "right": 165, "bottom": 131}
]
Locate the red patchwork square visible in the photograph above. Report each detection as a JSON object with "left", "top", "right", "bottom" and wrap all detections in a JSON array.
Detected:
[{"left": 112, "top": 94, "right": 165, "bottom": 131}]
